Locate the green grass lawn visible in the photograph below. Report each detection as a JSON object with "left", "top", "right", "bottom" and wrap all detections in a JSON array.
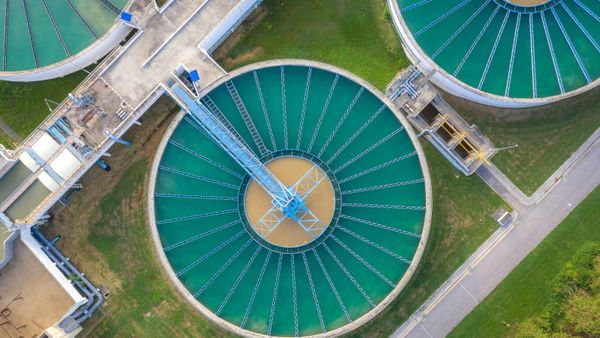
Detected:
[
  {"left": 216, "top": 0, "right": 600, "bottom": 198},
  {"left": 445, "top": 86, "right": 600, "bottom": 196},
  {"left": 0, "top": 70, "right": 89, "bottom": 140},
  {"left": 43, "top": 119, "right": 503, "bottom": 337},
  {"left": 39, "top": 1, "right": 502, "bottom": 336},
  {"left": 450, "top": 186, "right": 600, "bottom": 337},
  {"left": 0, "top": 129, "right": 15, "bottom": 149},
  {"left": 216, "top": 0, "right": 600, "bottom": 197},
  {"left": 0, "top": 0, "right": 592, "bottom": 335},
  {"left": 4, "top": 2, "right": 502, "bottom": 336},
  {"left": 214, "top": 0, "right": 409, "bottom": 90}
]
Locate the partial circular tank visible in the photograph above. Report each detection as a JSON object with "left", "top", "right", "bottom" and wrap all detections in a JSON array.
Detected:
[
  {"left": 0, "top": 0, "right": 131, "bottom": 80},
  {"left": 391, "top": 0, "right": 600, "bottom": 106}
]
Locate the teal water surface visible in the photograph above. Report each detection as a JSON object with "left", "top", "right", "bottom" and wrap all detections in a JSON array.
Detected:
[
  {"left": 0, "top": 0, "right": 128, "bottom": 71},
  {"left": 396, "top": 0, "right": 600, "bottom": 99}
]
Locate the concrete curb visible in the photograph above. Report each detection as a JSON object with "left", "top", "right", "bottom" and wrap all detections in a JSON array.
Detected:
[
  {"left": 532, "top": 127, "right": 600, "bottom": 203},
  {"left": 0, "top": 1, "right": 135, "bottom": 82},
  {"left": 392, "top": 222, "right": 516, "bottom": 337}
]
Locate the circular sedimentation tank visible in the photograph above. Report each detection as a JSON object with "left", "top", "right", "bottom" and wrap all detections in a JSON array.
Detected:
[
  {"left": 150, "top": 61, "right": 431, "bottom": 337},
  {"left": 391, "top": 0, "right": 600, "bottom": 104},
  {"left": 0, "top": 0, "right": 129, "bottom": 73}
]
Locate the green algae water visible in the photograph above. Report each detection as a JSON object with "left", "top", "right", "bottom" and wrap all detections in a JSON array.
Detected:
[
  {"left": 153, "top": 64, "right": 428, "bottom": 336},
  {"left": 0, "top": 161, "right": 32, "bottom": 205},
  {"left": 396, "top": 0, "right": 600, "bottom": 99},
  {"left": 5, "top": 179, "right": 50, "bottom": 221},
  {"left": 0, "top": 0, "right": 128, "bottom": 71}
]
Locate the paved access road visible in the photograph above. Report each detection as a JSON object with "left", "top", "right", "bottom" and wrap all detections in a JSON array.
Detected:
[{"left": 392, "top": 130, "right": 600, "bottom": 338}]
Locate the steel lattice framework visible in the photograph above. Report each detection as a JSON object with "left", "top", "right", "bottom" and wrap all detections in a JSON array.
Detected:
[{"left": 169, "top": 83, "right": 327, "bottom": 240}]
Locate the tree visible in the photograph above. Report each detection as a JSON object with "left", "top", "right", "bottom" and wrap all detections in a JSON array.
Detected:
[
  {"left": 515, "top": 318, "right": 549, "bottom": 338},
  {"left": 563, "top": 293, "right": 600, "bottom": 336},
  {"left": 516, "top": 243, "right": 600, "bottom": 338},
  {"left": 590, "top": 256, "right": 600, "bottom": 293}
]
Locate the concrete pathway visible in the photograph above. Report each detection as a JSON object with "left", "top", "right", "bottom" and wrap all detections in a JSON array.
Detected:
[
  {"left": 477, "top": 164, "right": 527, "bottom": 212},
  {"left": 0, "top": 0, "right": 256, "bottom": 224},
  {"left": 392, "top": 128, "right": 600, "bottom": 337}
]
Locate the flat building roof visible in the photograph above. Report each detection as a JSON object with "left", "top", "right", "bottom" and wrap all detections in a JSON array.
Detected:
[{"left": 0, "top": 239, "right": 75, "bottom": 338}]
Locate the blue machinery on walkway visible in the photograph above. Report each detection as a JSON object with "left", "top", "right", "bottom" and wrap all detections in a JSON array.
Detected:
[{"left": 168, "top": 83, "right": 327, "bottom": 240}]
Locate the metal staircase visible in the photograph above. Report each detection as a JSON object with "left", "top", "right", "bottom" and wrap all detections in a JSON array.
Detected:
[
  {"left": 225, "top": 80, "right": 269, "bottom": 156},
  {"left": 167, "top": 82, "right": 327, "bottom": 239}
]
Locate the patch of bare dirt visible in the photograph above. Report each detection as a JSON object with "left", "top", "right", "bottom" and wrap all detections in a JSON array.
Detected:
[
  {"left": 212, "top": 5, "right": 268, "bottom": 69},
  {"left": 220, "top": 47, "right": 265, "bottom": 69}
]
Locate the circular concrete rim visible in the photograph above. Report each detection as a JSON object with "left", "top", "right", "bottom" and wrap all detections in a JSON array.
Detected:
[
  {"left": 387, "top": 0, "right": 600, "bottom": 108},
  {"left": 500, "top": 0, "right": 553, "bottom": 7},
  {"left": 0, "top": 0, "right": 134, "bottom": 81},
  {"left": 147, "top": 59, "right": 433, "bottom": 338}
]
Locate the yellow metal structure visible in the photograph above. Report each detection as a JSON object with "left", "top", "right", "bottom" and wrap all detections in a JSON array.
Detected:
[{"left": 434, "top": 114, "right": 490, "bottom": 165}]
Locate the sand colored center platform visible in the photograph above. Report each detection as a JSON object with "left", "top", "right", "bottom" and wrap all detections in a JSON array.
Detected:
[
  {"left": 393, "top": 0, "right": 600, "bottom": 101},
  {"left": 506, "top": 0, "right": 550, "bottom": 5},
  {"left": 244, "top": 157, "right": 335, "bottom": 248}
]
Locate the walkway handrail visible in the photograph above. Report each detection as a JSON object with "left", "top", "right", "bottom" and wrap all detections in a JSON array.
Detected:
[
  {"left": 16, "top": 46, "right": 123, "bottom": 151},
  {"left": 169, "top": 84, "right": 292, "bottom": 205}
]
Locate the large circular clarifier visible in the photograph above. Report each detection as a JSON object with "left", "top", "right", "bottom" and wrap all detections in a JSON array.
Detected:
[
  {"left": 150, "top": 61, "right": 431, "bottom": 337},
  {"left": 391, "top": 0, "right": 600, "bottom": 103},
  {"left": 242, "top": 154, "right": 337, "bottom": 249}
]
